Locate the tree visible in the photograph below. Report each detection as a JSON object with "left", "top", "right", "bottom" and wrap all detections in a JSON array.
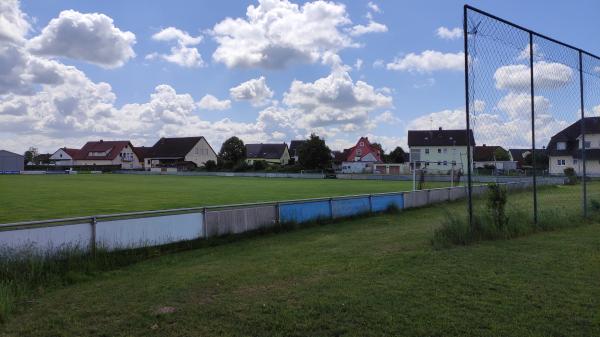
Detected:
[
  {"left": 218, "top": 137, "right": 246, "bottom": 169},
  {"left": 23, "top": 150, "right": 35, "bottom": 164},
  {"left": 493, "top": 147, "right": 510, "bottom": 161},
  {"left": 524, "top": 151, "right": 548, "bottom": 169},
  {"left": 203, "top": 160, "right": 217, "bottom": 171},
  {"left": 298, "top": 134, "right": 332, "bottom": 170},
  {"left": 370, "top": 142, "right": 385, "bottom": 161},
  {"left": 387, "top": 146, "right": 407, "bottom": 163},
  {"left": 252, "top": 160, "right": 267, "bottom": 171}
]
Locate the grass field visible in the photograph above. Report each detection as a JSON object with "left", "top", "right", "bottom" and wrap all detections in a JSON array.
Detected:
[
  {"left": 0, "top": 174, "right": 453, "bottom": 223},
  {"left": 1, "top": 184, "right": 599, "bottom": 336}
]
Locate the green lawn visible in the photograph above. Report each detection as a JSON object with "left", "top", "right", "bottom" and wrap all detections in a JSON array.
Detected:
[
  {"left": 1, "top": 185, "right": 599, "bottom": 336},
  {"left": 0, "top": 174, "right": 451, "bottom": 223}
]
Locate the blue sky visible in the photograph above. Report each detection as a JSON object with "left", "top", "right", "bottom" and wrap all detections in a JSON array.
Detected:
[{"left": 2, "top": 0, "right": 600, "bottom": 153}]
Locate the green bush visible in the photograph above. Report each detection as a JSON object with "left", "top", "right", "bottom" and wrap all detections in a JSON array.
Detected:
[
  {"left": 252, "top": 160, "right": 268, "bottom": 171},
  {"left": 486, "top": 184, "right": 508, "bottom": 231},
  {"left": 564, "top": 167, "right": 578, "bottom": 185},
  {"left": 203, "top": 160, "right": 217, "bottom": 171}
]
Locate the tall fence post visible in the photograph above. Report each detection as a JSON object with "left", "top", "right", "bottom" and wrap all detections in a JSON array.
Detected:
[
  {"left": 368, "top": 194, "right": 373, "bottom": 213},
  {"left": 579, "top": 50, "right": 588, "bottom": 217},
  {"left": 202, "top": 207, "right": 207, "bottom": 238},
  {"left": 90, "top": 216, "right": 97, "bottom": 256},
  {"left": 529, "top": 32, "right": 538, "bottom": 224},
  {"left": 463, "top": 5, "right": 474, "bottom": 228}
]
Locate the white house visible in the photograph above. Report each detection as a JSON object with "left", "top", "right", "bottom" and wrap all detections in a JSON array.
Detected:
[
  {"left": 473, "top": 145, "right": 517, "bottom": 171},
  {"left": 547, "top": 117, "right": 600, "bottom": 176},
  {"left": 50, "top": 141, "right": 142, "bottom": 169},
  {"left": 408, "top": 127, "right": 474, "bottom": 174},
  {"left": 139, "top": 137, "right": 217, "bottom": 171}
]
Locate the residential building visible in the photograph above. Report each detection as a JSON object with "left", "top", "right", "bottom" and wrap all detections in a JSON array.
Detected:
[
  {"left": 245, "top": 143, "right": 290, "bottom": 166},
  {"left": 50, "top": 140, "right": 142, "bottom": 169},
  {"left": 408, "top": 127, "right": 474, "bottom": 173},
  {"left": 547, "top": 117, "right": 600, "bottom": 175},
  {"left": 509, "top": 149, "right": 531, "bottom": 169},
  {"left": 473, "top": 145, "right": 517, "bottom": 171},
  {"left": 340, "top": 137, "right": 383, "bottom": 173},
  {"left": 0, "top": 150, "right": 24, "bottom": 172},
  {"left": 288, "top": 140, "right": 307, "bottom": 162},
  {"left": 50, "top": 148, "right": 80, "bottom": 166},
  {"left": 143, "top": 137, "right": 217, "bottom": 171}
]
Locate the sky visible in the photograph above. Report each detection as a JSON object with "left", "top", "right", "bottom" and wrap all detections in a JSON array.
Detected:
[{"left": 1, "top": 0, "right": 600, "bottom": 154}]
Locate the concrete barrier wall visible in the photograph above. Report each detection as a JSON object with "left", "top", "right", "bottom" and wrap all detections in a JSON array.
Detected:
[
  {"left": 205, "top": 205, "right": 277, "bottom": 238},
  {"left": 0, "top": 223, "right": 92, "bottom": 252},
  {"left": 428, "top": 188, "right": 450, "bottom": 204},
  {"left": 96, "top": 213, "right": 203, "bottom": 250},
  {"left": 331, "top": 197, "right": 371, "bottom": 218},
  {"left": 279, "top": 200, "right": 332, "bottom": 224},
  {"left": 371, "top": 194, "right": 404, "bottom": 212}
]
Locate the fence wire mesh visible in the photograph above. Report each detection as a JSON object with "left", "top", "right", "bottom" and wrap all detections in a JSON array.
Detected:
[{"left": 465, "top": 6, "right": 600, "bottom": 223}]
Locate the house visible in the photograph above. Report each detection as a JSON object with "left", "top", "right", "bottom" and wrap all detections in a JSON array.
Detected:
[
  {"left": 133, "top": 146, "right": 153, "bottom": 169},
  {"left": 340, "top": 137, "right": 383, "bottom": 173},
  {"left": 50, "top": 148, "right": 80, "bottom": 166},
  {"left": 143, "top": 137, "right": 217, "bottom": 171},
  {"left": 50, "top": 141, "right": 142, "bottom": 169},
  {"left": 547, "top": 117, "right": 600, "bottom": 175},
  {"left": 408, "top": 127, "right": 474, "bottom": 173},
  {"left": 0, "top": 150, "right": 24, "bottom": 173},
  {"left": 245, "top": 143, "right": 290, "bottom": 166},
  {"left": 288, "top": 140, "right": 307, "bottom": 162},
  {"left": 473, "top": 145, "right": 517, "bottom": 171},
  {"left": 509, "top": 149, "right": 531, "bottom": 169}
]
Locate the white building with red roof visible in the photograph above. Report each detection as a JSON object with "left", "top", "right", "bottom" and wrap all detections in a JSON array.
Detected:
[{"left": 50, "top": 140, "right": 142, "bottom": 169}]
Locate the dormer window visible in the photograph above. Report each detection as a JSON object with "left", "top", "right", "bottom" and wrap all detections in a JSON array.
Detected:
[
  {"left": 557, "top": 142, "right": 566, "bottom": 150},
  {"left": 359, "top": 142, "right": 364, "bottom": 147}
]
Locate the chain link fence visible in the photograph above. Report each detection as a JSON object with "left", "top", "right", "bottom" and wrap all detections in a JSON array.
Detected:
[{"left": 464, "top": 5, "right": 600, "bottom": 224}]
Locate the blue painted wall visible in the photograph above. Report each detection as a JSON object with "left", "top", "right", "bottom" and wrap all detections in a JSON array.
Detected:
[
  {"left": 332, "top": 197, "right": 371, "bottom": 218},
  {"left": 279, "top": 200, "right": 331, "bottom": 224},
  {"left": 371, "top": 194, "right": 404, "bottom": 212}
]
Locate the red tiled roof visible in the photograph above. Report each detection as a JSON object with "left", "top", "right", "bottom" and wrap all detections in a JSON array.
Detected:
[
  {"left": 62, "top": 148, "right": 81, "bottom": 158},
  {"left": 73, "top": 140, "right": 132, "bottom": 160}
]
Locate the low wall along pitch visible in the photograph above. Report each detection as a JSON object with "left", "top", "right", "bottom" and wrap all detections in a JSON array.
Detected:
[{"left": 0, "top": 181, "right": 555, "bottom": 256}]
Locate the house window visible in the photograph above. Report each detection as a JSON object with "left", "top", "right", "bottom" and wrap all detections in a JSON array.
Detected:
[
  {"left": 557, "top": 159, "right": 566, "bottom": 166},
  {"left": 359, "top": 142, "right": 364, "bottom": 147},
  {"left": 451, "top": 160, "right": 456, "bottom": 165},
  {"left": 425, "top": 149, "right": 429, "bottom": 154},
  {"left": 443, "top": 161, "right": 448, "bottom": 166},
  {"left": 584, "top": 141, "right": 591, "bottom": 149},
  {"left": 437, "top": 161, "right": 441, "bottom": 165},
  {"left": 557, "top": 142, "right": 566, "bottom": 150},
  {"left": 357, "top": 149, "right": 362, "bottom": 156},
  {"left": 437, "top": 148, "right": 442, "bottom": 154}
]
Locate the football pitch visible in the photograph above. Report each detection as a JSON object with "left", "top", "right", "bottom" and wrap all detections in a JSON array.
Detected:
[{"left": 0, "top": 174, "right": 453, "bottom": 223}]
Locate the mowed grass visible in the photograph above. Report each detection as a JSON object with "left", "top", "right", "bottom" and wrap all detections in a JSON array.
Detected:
[
  {"left": 1, "top": 184, "right": 599, "bottom": 336},
  {"left": 0, "top": 174, "right": 450, "bottom": 223}
]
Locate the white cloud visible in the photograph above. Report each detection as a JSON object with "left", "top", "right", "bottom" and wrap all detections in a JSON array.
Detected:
[
  {"left": 229, "top": 76, "right": 274, "bottom": 107},
  {"left": 198, "top": 94, "right": 231, "bottom": 111},
  {"left": 494, "top": 61, "right": 573, "bottom": 91},
  {"left": 496, "top": 92, "right": 550, "bottom": 119},
  {"left": 152, "top": 27, "right": 202, "bottom": 46},
  {"left": 367, "top": 2, "right": 381, "bottom": 13},
  {"left": 147, "top": 27, "right": 204, "bottom": 68},
  {"left": 436, "top": 27, "right": 462, "bottom": 40},
  {"left": 348, "top": 20, "right": 388, "bottom": 36},
  {"left": 372, "top": 111, "right": 400, "bottom": 125},
  {"left": 387, "top": 50, "right": 464, "bottom": 72},
  {"left": 413, "top": 78, "right": 436, "bottom": 89},
  {"left": 354, "top": 58, "right": 363, "bottom": 71},
  {"left": 517, "top": 43, "right": 540, "bottom": 61},
  {"left": 211, "top": 0, "right": 356, "bottom": 69},
  {"left": 0, "top": 0, "right": 30, "bottom": 42},
  {"left": 372, "top": 59, "right": 385, "bottom": 68},
  {"left": 27, "top": 10, "right": 136, "bottom": 68}
]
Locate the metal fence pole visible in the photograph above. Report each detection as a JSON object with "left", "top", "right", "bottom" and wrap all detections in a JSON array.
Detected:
[
  {"left": 529, "top": 32, "right": 538, "bottom": 224},
  {"left": 579, "top": 51, "right": 588, "bottom": 217},
  {"left": 90, "top": 216, "right": 97, "bottom": 256},
  {"left": 463, "top": 5, "right": 474, "bottom": 228}
]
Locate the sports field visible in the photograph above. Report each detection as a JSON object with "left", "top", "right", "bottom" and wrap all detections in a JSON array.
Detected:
[
  {"left": 0, "top": 174, "right": 452, "bottom": 223},
  {"left": 1, "top": 184, "right": 599, "bottom": 336}
]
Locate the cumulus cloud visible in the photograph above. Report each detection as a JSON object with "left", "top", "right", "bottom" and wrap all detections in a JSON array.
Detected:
[
  {"left": 0, "top": 0, "right": 30, "bottom": 42},
  {"left": 198, "top": 94, "right": 231, "bottom": 110},
  {"left": 436, "top": 27, "right": 462, "bottom": 40},
  {"left": 146, "top": 27, "right": 204, "bottom": 68},
  {"left": 387, "top": 50, "right": 464, "bottom": 72},
  {"left": 367, "top": 2, "right": 381, "bottom": 13},
  {"left": 354, "top": 58, "right": 363, "bottom": 71},
  {"left": 229, "top": 76, "right": 274, "bottom": 106},
  {"left": 348, "top": 20, "right": 388, "bottom": 36},
  {"left": 27, "top": 10, "right": 136, "bottom": 68},
  {"left": 494, "top": 61, "right": 573, "bottom": 91},
  {"left": 211, "top": 0, "right": 356, "bottom": 69},
  {"left": 496, "top": 92, "right": 550, "bottom": 119}
]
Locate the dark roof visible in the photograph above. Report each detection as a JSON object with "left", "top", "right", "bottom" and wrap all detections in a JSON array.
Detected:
[
  {"left": 509, "top": 149, "right": 530, "bottom": 167},
  {"left": 245, "top": 143, "right": 288, "bottom": 159},
  {"left": 133, "top": 146, "right": 153, "bottom": 160},
  {"left": 0, "top": 150, "right": 23, "bottom": 158},
  {"left": 408, "top": 128, "right": 475, "bottom": 147},
  {"left": 149, "top": 137, "right": 203, "bottom": 158},
  {"left": 474, "top": 145, "right": 507, "bottom": 162},
  {"left": 75, "top": 141, "right": 132, "bottom": 160},
  {"left": 547, "top": 117, "right": 600, "bottom": 159},
  {"left": 289, "top": 140, "right": 307, "bottom": 156}
]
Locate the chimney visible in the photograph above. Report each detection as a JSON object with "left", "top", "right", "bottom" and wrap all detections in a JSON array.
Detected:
[
  {"left": 483, "top": 144, "right": 486, "bottom": 147},
  {"left": 100, "top": 139, "right": 103, "bottom": 143},
  {"left": 438, "top": 127, "right": 442, "bottom": 131}
]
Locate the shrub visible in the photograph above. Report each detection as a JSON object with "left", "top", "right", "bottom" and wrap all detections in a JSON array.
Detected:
[
  {"left": 252, "top": 160, "right": 268, "bottom": 171},
  {"left": 564, "top": 167, "right": 578, "bottom": 185},
  {"left": 486, "top": 183, "right": 508, "bottom": 231},
  {"left": 203, "top": 160, "right": 217, "bottom": 171},
  {"left": 232, "top": 161, "right": 251, "bottom": 172}
]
